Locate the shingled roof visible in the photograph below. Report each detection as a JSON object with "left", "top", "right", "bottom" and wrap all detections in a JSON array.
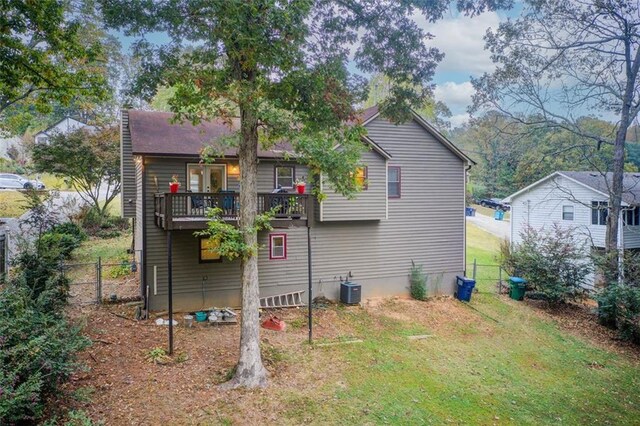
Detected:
[
  {"left": 504, "top": 171, "right": 640, "bottom": 205},
  {"left": 127, "top": 110, "right": 293, "bottom": 157},
  {"left": 560, "top": 171, "right": 640, "bottom": 206}
]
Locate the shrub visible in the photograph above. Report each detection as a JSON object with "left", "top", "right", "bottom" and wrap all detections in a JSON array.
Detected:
[
  {"left": 595, "top": 284, "right": 640, "bottom": 343},
  {"left": 51, "top": 223, "right": 88, "bottom": 243},
  {"left": 409, "top": 261, "right": 427, "bottom": 301},
  {"left": 39, "top": 232, "right": 82, "bottom": 259},
  {"left": 501, "top": 225, "right": 591, "bottom": 304},
  {"left": 0, "top": 281, "right": 89, "bottom": 423}
]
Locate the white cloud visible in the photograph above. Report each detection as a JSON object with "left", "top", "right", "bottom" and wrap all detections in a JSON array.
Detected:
[
  {"left": 415, "top": 11, "right": 501, "bottom": 75},
  {"left": 434, "top": 81, "right": 474, "bottom": 110}
]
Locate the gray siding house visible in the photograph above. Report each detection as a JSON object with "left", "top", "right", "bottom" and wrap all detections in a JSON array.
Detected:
[{"left": 121, "top": 107, "right": 472, "bottom": 311}]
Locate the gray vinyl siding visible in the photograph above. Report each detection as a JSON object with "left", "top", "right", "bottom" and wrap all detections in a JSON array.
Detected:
[
  {"left": 257, "top": 160, "right": 310, "bottom": 193},
  {"left": 320, "top": 149, "right": 386, "bottom": 221},
  {"left": 120, "top": 110, "right": 136, "bottom": 218},
  {"left": 140, "top": 115, "right": 466, "bottom": 310},
  {"left": 143, "top": 156, "right": 312, "bottom": 310},
  {"left": 308, "top": 116, "right": 466, "bottom": 298}
]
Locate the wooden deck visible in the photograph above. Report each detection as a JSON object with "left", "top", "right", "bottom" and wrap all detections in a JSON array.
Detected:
[{"left": 154, "top": 192, "right": 311, "bottom": 230}]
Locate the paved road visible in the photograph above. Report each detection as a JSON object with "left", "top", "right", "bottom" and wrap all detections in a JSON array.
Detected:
[{"left": 466, "top": 211, "right": 511, "bottom": 240}]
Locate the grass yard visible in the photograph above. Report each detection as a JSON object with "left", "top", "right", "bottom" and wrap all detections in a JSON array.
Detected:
[
  {"left": 0, "top": 190, "right": 27, "bottom": 217},
  {"left": 62, "top": 222, "right": 640, "bottom": 425},
  {"left": 72, "top": 232, "right": 131, "bottom": 264}
]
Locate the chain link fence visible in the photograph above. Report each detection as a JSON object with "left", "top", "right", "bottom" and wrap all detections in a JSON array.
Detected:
[
  {"left": 466, "top": 259, "right": 508, "bottom": 294},
  {"left": 63, "top": 258, "right": 141, "bottom": 305}
]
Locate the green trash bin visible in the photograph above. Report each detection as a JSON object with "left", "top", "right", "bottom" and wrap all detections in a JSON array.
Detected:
[{"left": 509, "top": 277, "right": 527, "bottom": 301}]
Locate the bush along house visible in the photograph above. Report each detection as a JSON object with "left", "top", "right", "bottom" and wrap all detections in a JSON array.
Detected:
[{"left": 121, "top": 106, "right": 473, "bottom": 311}]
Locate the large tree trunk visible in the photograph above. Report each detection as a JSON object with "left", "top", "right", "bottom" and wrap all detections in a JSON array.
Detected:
[
  {"left": 221, "top": 104, "right": 268, "bottom": 389},
  {"left": 605, "top": 43, "right": 639, "bottom": 281}
]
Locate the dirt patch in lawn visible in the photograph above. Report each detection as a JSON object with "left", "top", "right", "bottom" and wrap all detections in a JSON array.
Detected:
[
  {"left": 525, "top": 298, "right": 640, "bottom": 360},
  {"left": 60, "top": 304, "right": 363, "bottom": 425}
]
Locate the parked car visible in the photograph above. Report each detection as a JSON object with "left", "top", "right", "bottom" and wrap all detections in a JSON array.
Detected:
[
  {"left": 0, "top": 174, "right": 45, "bottom": 190},
  {"left": 477, "top": 197, "right": 509, "bottom": 211}
]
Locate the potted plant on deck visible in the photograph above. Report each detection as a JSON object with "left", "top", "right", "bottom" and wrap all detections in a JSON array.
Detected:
[
  {"left": 169, "top": 175, "right": 180, "bottom": 193},
  {"left": 294, "top": 177, "right": 306, "bottom": 194}
]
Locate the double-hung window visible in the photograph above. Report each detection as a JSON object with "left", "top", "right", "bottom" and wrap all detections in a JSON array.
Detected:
[
  {"left": 354, "top": 166, "right": 368, "bottom": 190},
  {"left": 562, "top": 205, "right": 574, "bottom": 221},
  {"left": 591, "top": 201, "right": 608, "bottom": 225},
  {"left": 269, "top": 234, "right": 287, "bottom": 260},
  {"left": 275, "top": 166, "right": 294, "bottom": 189},
  {"left": 388, "top": 166, "right": 401, "bottom": 198}
]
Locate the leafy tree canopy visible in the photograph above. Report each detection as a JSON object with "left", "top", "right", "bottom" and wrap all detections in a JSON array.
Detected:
[
  {"left": 31, "top": 126, "right": 121, "bottom": 217},
  {"left": 0, "top": 0, "right": 110, "bottom": 133}
]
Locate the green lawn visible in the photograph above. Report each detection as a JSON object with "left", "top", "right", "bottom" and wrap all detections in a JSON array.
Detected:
[
  {"left": 272, "top": 223, "right": 640, "bottom": 425},
  {"left": 72, "top": 232, "right": 131, "bottom": 264},
  {"left": 0, "top": 191, "right": 27, "bottom": 217}
]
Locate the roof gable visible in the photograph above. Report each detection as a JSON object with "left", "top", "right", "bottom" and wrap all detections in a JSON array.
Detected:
[
  {"left": 359, "top": 106, "right": 474, "bottom": 165},
  {"left": 503, "top": 171, "right": 640, "bottom": 206}
]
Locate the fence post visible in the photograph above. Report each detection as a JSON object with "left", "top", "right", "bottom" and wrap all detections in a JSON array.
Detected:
[
  {"left": 96, "top": 257, "right": 102, "bottom": 304},
  {"left": 472, "top": 258, "right": 477, "bottom": 281},
  {"left": 498, "top": 266, "right": 503, "bottom": 294}
]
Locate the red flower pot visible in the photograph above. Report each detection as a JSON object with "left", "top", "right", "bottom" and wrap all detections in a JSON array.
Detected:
[
  {"left": 169, "top": 182, "right": 180, "bottom": 193},
  {"left": 296, "top": 184, "right": 305, "bottom": 194}
]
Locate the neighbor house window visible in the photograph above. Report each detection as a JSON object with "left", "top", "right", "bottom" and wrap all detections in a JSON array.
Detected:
[
  {"left": 269, "top": 234, "right": 287, "bottom": 260},
  {"left": 354, "top": 166, "right": 368, "bottom": 190},
  {"left": 275, "top": 166, "right": 294, "bottom": 189},
  {"left": 199, "top": 237, "right": 222, "bottom": 263},
  {"left": 591, "top": 201, "right": 608, "bottom": 225},
  {"left": 562, "top": 205, "right": 574, "bottom": 221},
  {"left": 388, "top": 166, "right": 401, "bottom": 198},
  {"left": 625, "top": 207, "right": 640, "bottom": 226}
]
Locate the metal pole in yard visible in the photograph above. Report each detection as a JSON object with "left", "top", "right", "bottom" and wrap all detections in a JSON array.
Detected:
[
  {"left": 307, "top": 226, "right": 313, "bottom": 344},
  {"left": 167, "top": 231, "right": 174, "bottom": 355},
  {"left": 498, "top": 266, "right": 503, "bottom": 294},
  {"left": 472, "top": 258, "right": 477, "bottom": 281},
  {"left": 96, "top": 257, "right": 102, "bottom": 304}
]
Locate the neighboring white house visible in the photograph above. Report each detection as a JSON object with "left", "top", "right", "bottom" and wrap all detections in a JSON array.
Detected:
[
  {"left": 33, "top": 117, "right": 95, "bottom": 144},
  {"left": 503, "top": 171, "right": 640, "bottom": 288}
]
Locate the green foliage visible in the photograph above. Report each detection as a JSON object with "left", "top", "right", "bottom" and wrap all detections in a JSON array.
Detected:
[
  {"left": 409, "top": 261, "right": 427, "bottom": 301},
  {"left": 31, "top": 127, "right": 120, "bottom": 217},
  {"left": 109, "top": 258, "right": 132, "bottom": 279},
  {"left": 195, "top": 207, "right": 277, "bottom": 261},
  {"left": 0, "top": 0, "right": 107, "bottom": 118},
  {"left": 145, "top": 347, "right": 171, "bottom": 365},
  {"left": 52, "top": 223, "right": 88, "bottom": 243},
  {"left": 501, "top": 225, "right": 591, "bottom": 304},
  {"left": 596, "top": 284, "right": 640, "bottom": 343},
  {"left": 39, "top": 232, "right": 82, "bottom": 259}
]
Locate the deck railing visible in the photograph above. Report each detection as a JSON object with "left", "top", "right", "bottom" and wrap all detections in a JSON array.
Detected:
[{"left": 154, "top": 192, "right": 310, "bottom": 229}]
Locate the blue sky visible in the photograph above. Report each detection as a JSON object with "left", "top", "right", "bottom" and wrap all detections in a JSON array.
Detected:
[{"left": 116, "top": 6, "right": 519, "bottom": 127}]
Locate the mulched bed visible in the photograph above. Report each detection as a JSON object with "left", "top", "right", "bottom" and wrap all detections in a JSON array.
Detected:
[
  {"left": 59, "top": 303, "right": 361, "bottom": 425},
  {"left": 524, "top": 298, "right": 640, "bottom": 360}
]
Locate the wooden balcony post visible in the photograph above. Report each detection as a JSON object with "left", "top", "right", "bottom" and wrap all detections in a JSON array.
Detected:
[{"left": 165, "top": 193, "right": 173, "bottom": 230}]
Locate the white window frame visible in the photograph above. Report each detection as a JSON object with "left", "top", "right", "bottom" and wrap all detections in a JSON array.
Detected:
[
  {"left": 562, "top": 205, "right": 574, "bottom": 221},
  {"left": 591, "top": 201, "right": 608, "bottom": 226},
  {"left": 275, "top": 166, "right": 295, "bottom": 189},
  {"left": 269, "top": 234, "right": 287, "bottom": 260}
]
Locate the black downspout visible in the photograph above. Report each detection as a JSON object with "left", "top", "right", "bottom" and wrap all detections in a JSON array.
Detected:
[
  {"left": 167, "top": 230, "right": 173, "bottom": 355},
  {"left": 307, "top": 225, "right": 313, "bottom": 344}
]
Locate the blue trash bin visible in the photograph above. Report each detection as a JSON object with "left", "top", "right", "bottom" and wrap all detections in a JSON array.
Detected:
[
  {"left": 494, "top": 209, "right": 504, "bottom": 221},
  {"left": 456, "top": 276, "right": 476, "bottom": 302},
  {"left": 465, "top": 207, "right": 476, "bottom": 217}
]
